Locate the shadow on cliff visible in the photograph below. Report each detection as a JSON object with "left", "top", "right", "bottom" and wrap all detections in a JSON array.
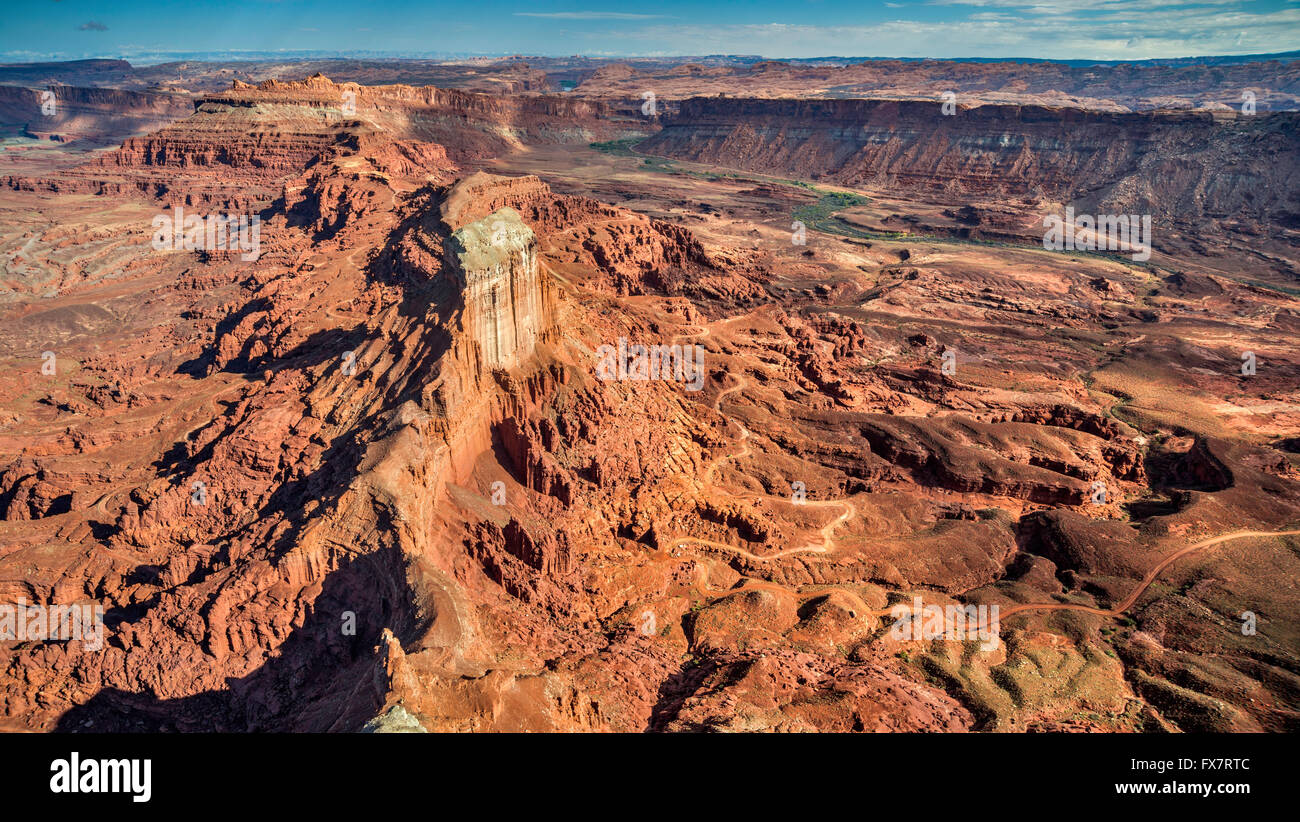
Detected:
[
  {"left": 109, "top": 351, "right": 385, "bottom": 623},
  {"left": 158, "top": 320, "right": 390, "bottom": 490},
  {"left": 646, "top": 657, "right": 719, "bottom": 732},
  {"left": 56, "top": 536, "right": 418, "bottom": 733},
  {"left": 108, "top": 205, "right": 462, "bottom": 629},
  {"left": 64, "top": 183, "right": 477, "bottom": 730},
  {"left": 79, "top": 332, "right": 441, "bottom": 729},
  {"left": 181, "top": 319, "right": 376, "bottom": 381}
]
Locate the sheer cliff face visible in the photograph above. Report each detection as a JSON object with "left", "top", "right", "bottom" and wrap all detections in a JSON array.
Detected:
[
  {"left": 0, "top": 85, "right": 193, "bottom": 146},
  {"left": 639, "top": 98, "right": 1300, "bottom": 231},
  {"left": 446, "top": 207, "right": 547, "bottom": 371},
  {"left": 210, "top": 75, "right": 631, "bottom": 161},
  {"left": 4, "top": 74, "right": 639, "bottom": 208}
]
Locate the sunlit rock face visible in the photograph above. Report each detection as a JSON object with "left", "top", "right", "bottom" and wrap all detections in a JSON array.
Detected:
[{"left": 445, "top": 207, "right": 545, "bottom": 371}]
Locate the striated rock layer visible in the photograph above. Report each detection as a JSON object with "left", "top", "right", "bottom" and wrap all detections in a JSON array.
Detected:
[
  {"left": 4, "top": 74, "right": 640, "bottom": 210},
  {"left": 638, "top": 97, "right": 1300, "bottom": 235},
  {"left": 445, "top": 207, "right": 547, "bottom": 371},
  {"left": 0, "top": 85, "right": 194, "bottom": 146}
]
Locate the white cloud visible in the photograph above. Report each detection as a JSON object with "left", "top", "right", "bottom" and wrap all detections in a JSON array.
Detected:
[{"left": 591, "top": 5, "right": 1300, "bottom": 59}]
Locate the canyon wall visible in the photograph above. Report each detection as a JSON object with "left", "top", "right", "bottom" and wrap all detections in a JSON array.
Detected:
[
  {"left": 638, "top": 97, "right": 1300, "bottom": 230},
  {"left": 0, "top": 85, "right": 193, "bottom": 145},
  {"left": 212, "top": 75, "right": 631, "bottom": 159},
  {"left": 4, "top": 74, "right": 640, "bottom": 206}
]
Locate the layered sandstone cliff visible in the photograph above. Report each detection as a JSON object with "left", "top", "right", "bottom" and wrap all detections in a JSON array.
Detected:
[
  {"left": 211, "top": 74, "right": 630, "bottom": 160},
  {"left": 0, "top": 85, "right": 192, "bottom": 145},
  {"left": 5, "top": 74, "right": 1299, "bottom": 735},
  {"left": 4, "top": 74, "right": 640, "bottom": 208},
  {"left": 445, "top": 208, "right": 546, "bottom": 371},
  {"left": 638, "top": 97, "right": 1300, "bottom": 232}
]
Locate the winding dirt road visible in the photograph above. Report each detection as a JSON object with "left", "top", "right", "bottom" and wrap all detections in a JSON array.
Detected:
[
  {"left": 660, "top": 316, "right": 1300, "bottom": 632},
  {"left": 667, "top": 369, "right": 855, "bottom": 560},
  {"left": 947, "top": 528, "right": 1300, "bottom": 627}
]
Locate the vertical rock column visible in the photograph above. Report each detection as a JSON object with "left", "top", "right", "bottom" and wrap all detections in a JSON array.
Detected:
[{"left": 446, "top": 207, "right": 546, "bottom": 371}]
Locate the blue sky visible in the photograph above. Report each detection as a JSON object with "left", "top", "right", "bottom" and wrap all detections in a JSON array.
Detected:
[{"left": 3, "top": 1, "right": 1298, "bottom": 62}]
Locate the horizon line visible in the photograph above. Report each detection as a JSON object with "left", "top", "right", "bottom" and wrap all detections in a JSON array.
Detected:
[{"left": 3, "top": 48, "right": 1299, "bottom": 68}]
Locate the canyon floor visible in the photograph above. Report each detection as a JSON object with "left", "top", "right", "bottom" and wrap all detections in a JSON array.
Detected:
[{"left": 1, "top": 72, "right": 1298, "bottom": 733}]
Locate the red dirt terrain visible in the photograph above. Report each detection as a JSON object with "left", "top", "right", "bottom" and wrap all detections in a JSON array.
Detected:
[{"left": 1, "top": 70, "right": 1298, "bottom": 733}]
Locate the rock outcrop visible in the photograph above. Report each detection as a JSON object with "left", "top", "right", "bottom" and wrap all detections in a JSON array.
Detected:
[
  {"left": 445, "top": 207, "right": 547, "bottom": 371},
  {"left": 4, "top": 74, "right": 641, "bottom": 208}
]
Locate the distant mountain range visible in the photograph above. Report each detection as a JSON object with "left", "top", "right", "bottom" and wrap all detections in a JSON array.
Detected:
[{"left": 3, "top": 49, "right": 1298, "bottom": 69}]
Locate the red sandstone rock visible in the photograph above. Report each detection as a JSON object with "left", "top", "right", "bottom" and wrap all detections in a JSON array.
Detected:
[{"left": 0, "top": 72, "right": 1297, "bottom": 737}]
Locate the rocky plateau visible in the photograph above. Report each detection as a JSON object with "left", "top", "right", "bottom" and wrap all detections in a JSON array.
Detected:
[{"left": 1, "top": 58, "right": 1298, "bottom": 733}]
